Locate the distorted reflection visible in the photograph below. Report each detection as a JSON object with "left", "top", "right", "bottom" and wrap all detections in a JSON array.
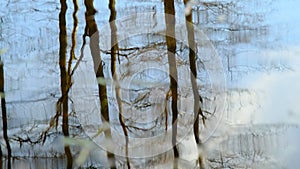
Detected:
[{"left": 0, "top": 0, "right": 299, "bottom": 168}]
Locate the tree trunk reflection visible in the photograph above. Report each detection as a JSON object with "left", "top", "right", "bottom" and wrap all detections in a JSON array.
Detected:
[
  {"left": 58, "top": 0, "right": 73, "bottom": 168},
  {"left": 163, "top": 0, "right": 179, "bottom": 168},
  {"left": 0, "top": 61, "right": 11, "bottom": 169},
  {"left": 84, "top": 0, "right": 116, "bottom": 168},
  {"left": 0, "top": 145, "right": 2, "bottom": 169},
  {"left": 69, "top": 0, "right": 79, "bottom": 67},
  {"left": 109, "top": 0, "right": 131, "bottom": 168},
  {"left": 183, "top": 0, "right": 205, "bottom": 168}
]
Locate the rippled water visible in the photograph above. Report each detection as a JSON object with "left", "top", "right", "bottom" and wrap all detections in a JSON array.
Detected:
[{"left": 0, "top": 0, "right": 299, "bottom": 168}]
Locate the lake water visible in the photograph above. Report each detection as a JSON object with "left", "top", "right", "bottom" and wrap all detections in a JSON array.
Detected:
[{"left": 0, "top": 0, "right": 299, "bottom": 168}]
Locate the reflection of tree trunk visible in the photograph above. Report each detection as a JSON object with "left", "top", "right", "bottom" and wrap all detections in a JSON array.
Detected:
[
  {"left": 183, "top": 1, "right": 205, "bottom": 168},
  {"left": 69, "top": 0, "right": 79, "bottom": 73},
  {"left": 84, "top": 0, "right": 116, "bottom": 168},
  {"left": 0, "top": 62, "right": 11, "bottom": 169},
  {"left": 59, "top": 0, "right": 73, "bottom": 168},
  {"left": 68, "top": 0, "right": 78, "bottom": 75},
  {"left": 163, "top": 0, "right": 179, "bottom": 168},
  {"left": 0, "top": 145, "right": 2, "bottom": 169},
  {"left": 109, "top": 0, "right": 131, "bottom": 168}
]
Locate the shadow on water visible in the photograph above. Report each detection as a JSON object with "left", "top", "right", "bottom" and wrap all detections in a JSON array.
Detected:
[
  {"left": 1, "top": 60, "right": 11, "bottom": 169},
  {"left": 108, "top": 0, "right": 131, "bottom": 168},
  {"left": 163, "top": 1, "right": 179, "bottom": 168},
  {"left": 84, "top": 0, "right": 116, "bottom": 168}
]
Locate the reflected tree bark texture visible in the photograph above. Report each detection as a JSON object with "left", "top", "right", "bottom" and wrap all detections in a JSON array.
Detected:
[
  {"left": 0, "top": 62, "right": 11, "bottom": 169},
  {"left": 163, "top": 0, "right": 179, "bottom": 168},
  {"left": 183, "top": 0, "right": 205, "bottom": 168},
  {"left": 108, "top": 0, "right": 131, "bottom": 168},
  {"left": 58, "top": 0, "right": 73, "bottom": 168},
  {"left": 84, "top": 0, "right": 116, "bottom": 168}
]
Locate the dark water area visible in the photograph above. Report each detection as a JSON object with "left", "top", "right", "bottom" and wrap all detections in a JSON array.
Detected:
[{"left": 1, "top": 0, "right": 300, "bottom": 168}]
